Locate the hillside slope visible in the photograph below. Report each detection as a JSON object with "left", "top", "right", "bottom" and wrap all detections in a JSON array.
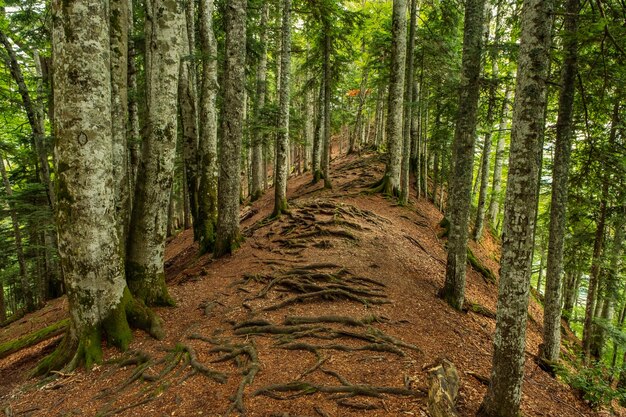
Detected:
[{"left": 0, "top": 153, "right": 610, "bottom": 416}]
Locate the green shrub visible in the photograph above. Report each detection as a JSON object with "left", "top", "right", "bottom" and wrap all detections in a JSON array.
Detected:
[{"left": 556, "top": 361, "right": 624, "bottom": 408}]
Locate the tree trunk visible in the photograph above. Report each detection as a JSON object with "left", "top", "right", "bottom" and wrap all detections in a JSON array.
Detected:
[
  {"left": 322, "top": 24, "right": 332, "bottom": 190},
  {"left": 540, "top": 0, "right": 578, "bottom": 364},
  {"left": 196, "top": 0, "right": 219, "bottom": 253},
  {"left": 487, "top": 88, "right": 511, "bottom": 228},
  {"left": 110, "top": 0, "right": 131, "bottom": 255},
  {"left": 440, "top": 0, "right": 486, "bottom": 310},
  {"left": 126, "top": 0, "right": 182, "bottom": 306},
  {"left": 46, "top": 0, "right": 162, "bottom": 373},
  {"left": 251, "top": 4, "right": 269, "bottom": 201},
  {"left": 128, "top": 2, "right": 141, "bottom": 205},
  {"left": 214, "top": 0, "right": 247, "bottom": 257},
  {"left": 273, "top": 0, "right": 292, "bottom": 216},
  {"left": 312, "top": 79, "right": 324, "bottom": 183},
  {"left": 478, "top": 1, "right": 553, "bottom": 415},
  {"left": 472, "top": 7, "right": 499, "bottom": 241},
  {"left": 0, "top": 30, "right": 55, "bottom": 211},
  {"left": 379, "top": 0, "right": 407, "bottom": 196},
  {"left": 400, "top": 0, "right": 418, "bottom": 205},
  {"left": 179, "top": 4, "right": 200, "bottom": 240},
  {"left": 0, "top": 156, "right": 33, "bottom": 312}
]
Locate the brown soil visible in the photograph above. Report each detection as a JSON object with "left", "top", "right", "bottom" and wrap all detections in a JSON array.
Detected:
[{"left": 0, "top": 153, "right": 618, "bottom": 417}]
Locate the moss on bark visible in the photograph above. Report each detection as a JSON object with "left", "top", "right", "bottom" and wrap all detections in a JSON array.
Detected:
[
  {"left": 32, "top": 287, "right": 164, "bottom": 376},
  {"left": 126, "top": 261, "right": 175, "bottom": 307}
]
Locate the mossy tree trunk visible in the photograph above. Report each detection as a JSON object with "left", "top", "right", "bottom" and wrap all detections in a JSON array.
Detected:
[
  {"left": 379, "top": 0, "right": 406, "bottom": 196},
  {"left": 126, "top": 0, "right": 182, "bottom": 306},
  {"left": 440, "top": 0, "right": 485, "bottom": 311},
  {"left": 197, "top": 0, "right": 219, "bottom": 254},
  {"left": 251, "top": 4, "right": 269, "bottom": 201},
  {"left": 540, "top": 0, "right": 578, "bottom": 364},
  {"left": 110, "top": 0, "right": 131, "bottom": 256},
  {"left": 487, "top": 87, "right": 511, "bottom": 229},
  {"left": 49, "top": 0, "right": 162, "bottom": 373},
  {"left": 273, "top": 0, "right": 292, "bottom": 217},
  {"left": 179, "top": 2, "right": 200, "bottom": 240},
  {"left": 478, "top": 1, "right": 554, "bottom": 415},
  {"left": 399, "top": 0, "right": 417, "bottom": 205},
  {"left": 312, "top": 78, "right": 324, "bottom": 183},
  {"left": 214, "top": 0, "right": 246, "bottom": 257},
  {"left": 322, "top": 23, "right": 332, "bottom": 190}
]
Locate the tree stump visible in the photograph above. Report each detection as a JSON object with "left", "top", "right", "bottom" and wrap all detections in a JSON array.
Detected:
[{"left": 427, "top": 359, "right": 460, "bottom": 417}]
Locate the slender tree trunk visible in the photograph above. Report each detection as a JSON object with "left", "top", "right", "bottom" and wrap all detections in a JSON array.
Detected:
[
  {"left": 179, "top": 5, "right": 200, "bottom": 239},
  {"left": 400, "top": 0, "right": 418, "bottom": 205},
  {"left": 0, "top": 156, "right": 33, "bottom": 312},
  {"left": 473, "top": 15, "right": 499, "bottom": 240},
  {"left": 126, "top": 0, "right": 182, "bottom": 306},
  {"left": 214, "top": 0, "right": 247, "bottom": 257},
  {"left": 374, "top": 85, "right": 384, "bottom": 147},
  {"left": 251, "top": 4, "right": 269, "bottom": 201},
  {"left": 0, "top": 31, "right": 55, "bottom": 211},
  {"left": 378, "top": 0, "right": 407, "bottom": 196},
  {"left": 440, "top": 0, "right": 486, "bottom": 310},
  {"left": 46, "top": 0, "right": 162, "bottom": 373},
  {"left": 110, "top": 0, "right": 131, "bottom": 255},
  {"left": 487, "top": 87, "right": 511, "bottom": 227},
  {"left": 273, "top": 0, "right": 292, "bottom": 216},
  {"left": 196, "top": 0, "right": 219, "bottom": 253},
  {"left": 312, "top": 79, "right": 324, "bottom": 183},
  {"left": 128, "top": 0, "right": 141, "bottom": 205},
  {"left": 478, "top": 1, "right": 553, "bottom": 415},
  {"left": 540, "top": 0, "right": 578, "bottom": 364},
  {"left": 322, "top": 24, "right": 332, "bottom": 189}
]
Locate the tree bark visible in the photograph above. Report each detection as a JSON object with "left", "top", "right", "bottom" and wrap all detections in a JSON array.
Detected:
[
  {"left": 214, "top": 0, "right": 247, "bottom": 257},
  {"left": 179, "top": 4, "right": 200, "bottom": 239},
  {"left": 379, "top": 0, "right": 407, "bottom": 196},
  {"left": 126, "top": 0, "right": 182, "bottom": 306},
  {"left": 312, "top": 78, "right": 324, "bottom": 183},
  {"left": 400, "top": 0, "right": 418, "bottom": 205},
  {"left": 0, "top": 156, "right": 33, "bottom": 312},
  {"left": 273, "top": 0, "right": 292, "bottom": 216},
  {"left": 487, "top": 87, "right": 511, "bottom": 229},
  {"left": 440, "top": 0, "right": 486, "bottom": 310},
  {"left": 478, "top": 1, "right": 553, "bottom": 415},
  {"left": 110, "top": 0, "right": 131, "bottom": 255},
  {"left": 540, "top": 0, "right": 578, "bottom": 364},
  {"left": 47, "top": 0, "right": 162, "bottom": 373},
  {"left": 251, "top": 4, "right": 269, "bottom": 201},
  {"left": 196, "top": 0, "right": 219, "bottom": 253},
  {"left": 322, "top": 23, "right": 332, "bottom": 190}
]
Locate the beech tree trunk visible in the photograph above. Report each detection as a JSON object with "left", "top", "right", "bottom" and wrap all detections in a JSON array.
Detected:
[
  {"left": 179, "top": 4, "right": 200, "bottom": 238},
  {"left": 400, "top": 0, "right": 418, "bottom": 205},
  {"left": 379, "top": 0, "right": 407, "bottom": 196},
  {"left": 214, "top": 0, "right": 247, "bottom": 257},
  {"left": 251, "top": 4, "right": 269, "bottom": 201},
  {"left": 312, "top": 79, "right": 324, "bottom": 182},
  {"left": 0, "top": 156, "right": 33, "bottom": 311},
  {"left": 322, "top": 24, "right": 332, "bottom": 189},
  {"left": 273, "top": 0, "right": 292, "bottom": 216},
  {"left": 110, "top": 0, "right": 130, "bottom": 253},
  {"left": 196, "top": 0, "right": 219, "bottom": 253},
  {"left": 126, "top": 0, "right": 182, "bottom": 306},
  {"left": 487, "top": 89, "right": 511, "bottom": 229},
  {"left": 540, "top": 0, "right": 578, "bottom": 364},
  {"left": 440, "top": 0, "right": 485, "bottom": 310},
  {"left": 479, "top": 1, "right": 553, "bottom": 415},
  {"left": 48, "top": 0, "right": 162, "bottom": 373}
]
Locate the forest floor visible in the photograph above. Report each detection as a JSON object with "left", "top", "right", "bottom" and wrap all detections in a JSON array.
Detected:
[{"left": 0, "top": 152, "right": 619, "bottom": 417}]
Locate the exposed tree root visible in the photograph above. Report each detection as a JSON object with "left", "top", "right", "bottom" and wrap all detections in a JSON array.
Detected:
[
  {"left": 464, "top": 301, "right": 496, "bottom": 319},
  {"left": 337, "top": 398, "right": 381, "bottom": 410},
  {"left": 467, "top": 247, "right": 497, "bottom": 284},
  {"left": 187, "top": 334, "right": 260, "bottom": 415},
  {"left": 237, "top": 265, "right": 389, "bottom": 311},
  {"left": 283, "top": 314, "right": 388, "bottom": 327}
]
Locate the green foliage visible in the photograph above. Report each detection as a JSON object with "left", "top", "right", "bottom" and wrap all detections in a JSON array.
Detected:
[{"left": 557, "top": 360, "right": 625, "bottom": 409}]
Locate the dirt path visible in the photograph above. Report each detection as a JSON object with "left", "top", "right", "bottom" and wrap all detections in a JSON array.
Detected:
[{"left": 0, "top": 153, "right": 611, "bottom": 417}]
